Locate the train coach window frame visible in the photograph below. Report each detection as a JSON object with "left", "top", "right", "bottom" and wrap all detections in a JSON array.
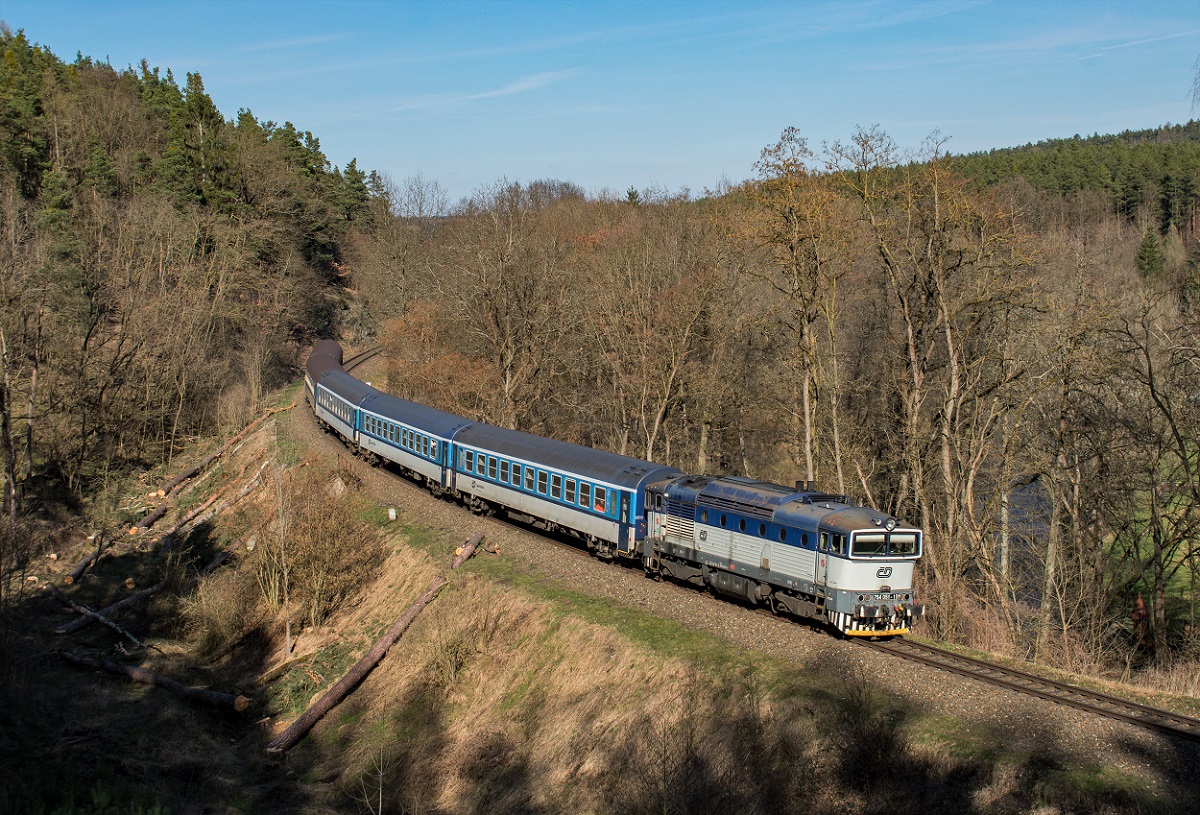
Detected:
[
  {"left": 525, "top": 468, "right": 536, "bottom": 491},
  {"left": 580, "top": 483, "right": 591, "bottom": 508},
  {"left": 511, "top": 464, "right": 522, "bottom": 486},
  {"left": 594, "top": 486, "right": 607, "bottom": 513},
  {"left": 488, "top": 458, "right": 498, "bottom": 480},
  {"left": 500, "top": 461, "right": 509, "bottom": 482},
  {"left": 537, "top": 471, "right": 548, "bottom": 495},
  {"left": 551, "top": 474, "right": 562, "bottom": 499},
  {"left": 430, "top": 440, "right": 438, "bottom": 459},
  {"left": 464, "top": 450, "right": 474, "bottom": 471},
  {"left": 565, "top": 479, "right": 576, "bottom": 503}
]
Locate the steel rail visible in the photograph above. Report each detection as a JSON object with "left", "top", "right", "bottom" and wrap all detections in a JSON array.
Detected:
[
  {"left": 342, "top": 345, "right": 383, "bottom": 373},
  {"left": 860, "top": 637, "right": 1200, "bottom": 743}
]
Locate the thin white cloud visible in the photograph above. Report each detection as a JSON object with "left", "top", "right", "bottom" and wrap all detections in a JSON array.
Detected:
[{"left": 468, "top": 70, "right": 579, "bottom": 100}]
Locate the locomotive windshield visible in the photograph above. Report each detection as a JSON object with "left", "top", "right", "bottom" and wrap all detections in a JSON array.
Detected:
[{"left": 850, "top": 530, "right": 921, "bottom": 557}]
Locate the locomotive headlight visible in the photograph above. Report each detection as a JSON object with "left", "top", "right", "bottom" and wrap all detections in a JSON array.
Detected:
[{"left": 885, "top": 518, "right": 896, "bottom": 531}]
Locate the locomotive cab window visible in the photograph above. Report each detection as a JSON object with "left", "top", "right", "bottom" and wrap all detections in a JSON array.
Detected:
[
  {"left": 830, "top": 534, "right": 848, "bottom": 555},
  {"left": 889, "top": 532, "right": 920, "bottom": 556},
  {"left": 819, "top": 532, "right": 829, "bottom": 552}
]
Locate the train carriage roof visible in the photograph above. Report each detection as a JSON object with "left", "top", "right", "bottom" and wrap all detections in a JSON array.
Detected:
[
  {"left": 359, "top": 390, "right": 472, "bottom": 439},
  {"left": 317, "top": 369, "right": 375, "bottom": 406},
  {"left": 306, "top": 340, "right": 345, "bottom": 380},
  {"left": 453, "top": 424, "right": 681, "bottom": 490}
]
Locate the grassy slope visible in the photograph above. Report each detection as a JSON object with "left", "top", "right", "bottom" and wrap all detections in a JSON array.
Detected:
[{"left": 1, "top": 392, "right": 1196, "bottom": 815}]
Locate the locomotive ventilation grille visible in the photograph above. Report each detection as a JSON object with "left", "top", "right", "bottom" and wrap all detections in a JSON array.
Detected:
[{"left": 664, "top": 500, "right": 695, "bottom": 539}]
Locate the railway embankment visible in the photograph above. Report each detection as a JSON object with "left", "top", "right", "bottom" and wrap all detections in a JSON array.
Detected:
[{"left": 4, "top": 378, "right": 1199, "bottom": 814}]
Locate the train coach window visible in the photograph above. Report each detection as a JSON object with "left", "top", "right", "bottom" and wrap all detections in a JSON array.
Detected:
[
  {"left": 525, "top": 468, "right": 535, "bottom": 491},
  {"left": 565, "top": 479, "right": 576, "bottom": 503},
  {"left": 422, "top": 437, "right": 430, "bottom": 457},
  {"left": 511, "top": 464, "right": 521, "bottom": 486},
  {"left": 488, "top": 458, "right": 498, "bottom": 479},
  {"left": 594, "top": 486, "right": 607, "bottom": 513},
  {"left": 430, "top": 441, "right": 438, "bottom": 458},
  {"left": 476, "top": 455, "right": 485, "bottom": 475},
  {"left": 500, "top": 461, "right": 509, "bottom": 482},
  {"left": 551, "top": 474, "right": 562, "bottom": 499},
  {"left": 464, "top": 451, "right": 473, "bottom": 471},
  {"left": 538, "top": 471, "right": 548, "bottom": 494},
  {"left": 580, "top": 483, "right": 591, "bottom": 508}
]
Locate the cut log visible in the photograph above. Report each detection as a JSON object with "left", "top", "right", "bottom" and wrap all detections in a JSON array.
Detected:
[
  {"left": 132, "top": 402, "right": 294, "bottom": 533},
  {"left": 55, "top": 577, "right": 170, "bottom": 635},
  {"left": 46, "top": 585, "right": 155, "bottom": 650},
  {"left": 63, "top": 534, "right": 105, "bottom": 585},
  {"left": 60, "top": 651, "right": 251, "bottom": 712},
  {"left": 265, "top": 532, "right": 484, "bottom": 754}
]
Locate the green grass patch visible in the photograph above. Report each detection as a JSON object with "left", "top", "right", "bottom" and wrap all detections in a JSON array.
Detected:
[
  {"left": 464, "top": 552, "right": 744, "bottom": 669},
  {"left": 265, "top": 640, "right": 359, "bottom": 719},
  {"left": 1039, "top": 763, "right": 1165, "bottom": 813}
]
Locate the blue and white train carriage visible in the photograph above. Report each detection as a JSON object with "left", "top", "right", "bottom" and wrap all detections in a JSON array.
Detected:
[{"left": 304, "top": 341, "right": 925, "bottom": 637}]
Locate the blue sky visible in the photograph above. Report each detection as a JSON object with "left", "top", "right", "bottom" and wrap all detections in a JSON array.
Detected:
[{"left": 1, "top": 1, "right": 1197, "bottom": 203}]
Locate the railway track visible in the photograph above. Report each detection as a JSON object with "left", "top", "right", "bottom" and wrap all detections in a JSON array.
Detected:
[
  {"left": 860, "top": 636, "right": 1200, "bottom": 743},
  {"left": 342, "top": 345, "right": 383, "bottom": 372}
]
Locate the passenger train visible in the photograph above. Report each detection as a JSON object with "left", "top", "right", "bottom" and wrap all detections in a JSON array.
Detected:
[{"left": 305, "top": 340, "right": 924, "bottom": 637}]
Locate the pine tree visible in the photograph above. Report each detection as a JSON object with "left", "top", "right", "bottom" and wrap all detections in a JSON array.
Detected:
[{"left": 1135, "top": 227, "right": 1164, "bottom": 278}]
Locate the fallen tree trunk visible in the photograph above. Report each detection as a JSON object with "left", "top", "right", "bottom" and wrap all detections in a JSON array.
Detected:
[
  {"left": 46, "top": 585, "right": 155, "bottom": 650},
  {"left": 60, "top": 651, "right": 251, "bottom": 712},
  {"left": 132, "top": 403, "right": 294, "bottom": 533},
  {"left": 265, "top": 532, "right": 485, "bottom": 754},
  {"left": 55, "top": 577, "right": 170, "bottom": 635},
  {"left": 63, "top": 534, "right": 104, "bottom": 585}
]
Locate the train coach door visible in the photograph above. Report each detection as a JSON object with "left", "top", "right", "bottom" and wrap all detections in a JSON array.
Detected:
[
  {"left": 618, "top": 492, "right": 633, "bottom": 554},
  {"left": 816, "top": 531, "right": 830, "bottom": 587}
]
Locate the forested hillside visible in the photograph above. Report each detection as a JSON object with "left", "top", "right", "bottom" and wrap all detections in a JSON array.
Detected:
[
  {"left": 0, "top": 28, "right": 373, "bottom": 517},
  {"left": 3, "top": 28, "right": 1200, "bottom": 687}
]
